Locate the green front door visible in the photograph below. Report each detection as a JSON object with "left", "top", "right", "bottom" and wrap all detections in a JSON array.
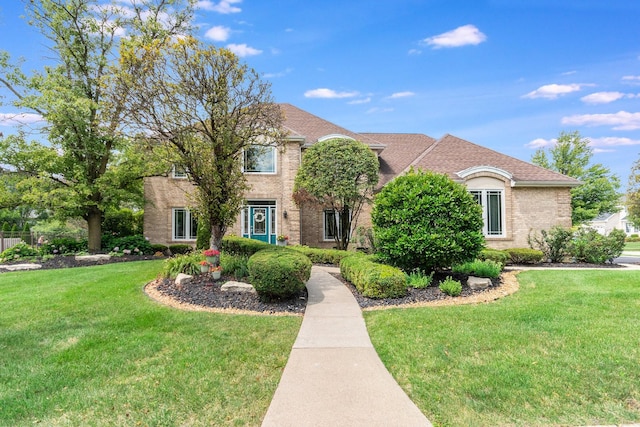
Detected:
[{"left": 242, "top": 203, "right": 276, "bottom": 244}]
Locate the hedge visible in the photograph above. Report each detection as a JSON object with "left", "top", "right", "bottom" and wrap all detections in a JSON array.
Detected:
[
  {"left": 504, "top": 248, "right": 544, "bottom": 264},
  {"left": 221, "top": 236, "right": 271, "bottom": 257},
  {"left": 248, "top": 248, "right": 312, "bottom": 299},
  {"left": 340, "top": 254, "right": 407, "bottom": 299}
]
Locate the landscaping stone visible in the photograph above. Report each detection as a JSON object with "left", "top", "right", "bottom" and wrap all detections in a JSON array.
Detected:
[
  {"left": 221, "top": 281, "right": 257, "bottom": 294},
  {"left": 0, "top": 263, "right": 42, "bottom": 271},
  {"left": 468, "top": 276, "right": 491, "bottom": 290},
  {"left": 75, "top": 254, "right": 111, "bottom": 262},
  {"left": 175, "top": 273, "right": 193, "bottom": 286}
]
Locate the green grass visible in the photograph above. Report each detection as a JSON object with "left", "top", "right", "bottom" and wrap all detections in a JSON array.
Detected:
[
  {"left": 625, "top": 241, "right": 640, "bottom": 251},
  {"left": 365, "top": 270, "right": 640, "bottom": 426},
  {"left": 0, "top": 261, "right": 301, "bottom": 426}
]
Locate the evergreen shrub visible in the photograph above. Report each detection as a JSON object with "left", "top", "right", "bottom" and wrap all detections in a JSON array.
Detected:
[{"left": 248, "top": 249, "right": 312, "bottom": 299}]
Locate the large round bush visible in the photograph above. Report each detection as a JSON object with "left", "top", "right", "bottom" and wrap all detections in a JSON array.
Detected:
[
  {"left": 248, "top": 248, "right": 312, "bottom": 299},
  {"left": 372, "top": 169, "right": 484, "bottom": 271}
]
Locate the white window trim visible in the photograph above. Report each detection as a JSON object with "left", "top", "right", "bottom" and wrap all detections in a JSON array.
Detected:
[
  {"left": 172, "top": 208, "right": 197, "bottom": 241},
  {"left": 242, "top": 145, "right": 277, "bottom": 174},
  {"left": 172, "top": 165, "right": 188, "bottom": 179},
  {"left": 471, "top": 189, "right": 506, "bottom": 238},
  {"left": 323, "top": 209, "right": 351, "bottom": 241}
]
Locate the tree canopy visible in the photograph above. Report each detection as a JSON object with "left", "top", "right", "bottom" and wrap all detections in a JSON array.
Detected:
[
  {"left": 0, "top": 0, "right": 194, "bottom": 252},
  {"left": 531, "top": 130, "right": 620, "bottom": 225},
  {"left": 117, "top": 36, "right": 287, "bottom": 250},
  {"left": 293, "top": 138, "right": 380, "bottom": 250},
  {"left": 627, "top": 156, "right": 640, "bottom": 228}
]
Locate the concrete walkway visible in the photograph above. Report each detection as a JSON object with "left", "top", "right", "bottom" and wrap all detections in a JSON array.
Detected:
[{"left": 262, "top": 266, "right": 431, "bottom": 427}]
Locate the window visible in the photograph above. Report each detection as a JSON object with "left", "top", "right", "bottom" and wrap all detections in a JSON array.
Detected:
[
  {"left": 172, "top": 208, "right": 197, "bottom": 240},
  {"left": 470, "top": 190, "right": 504, "bottom": 237},
  {"left": 243, "top": 145, "right": 276, "bottom": 173},
  {"left": 172, "top": 165, "right": 188, "bottom": 179},
  {"left": 324, "top": 209, "right": 350, "bottom": 241}
]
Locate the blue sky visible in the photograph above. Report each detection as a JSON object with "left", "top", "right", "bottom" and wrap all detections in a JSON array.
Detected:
[{"left": 1, "top": 0, "right": 639, "bottom": 183}]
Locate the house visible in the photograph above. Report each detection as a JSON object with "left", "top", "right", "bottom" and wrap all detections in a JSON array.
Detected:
[
  {"left": 143, "top": 103, "right": 580, "bottom": 250},
  {"left": 589, "top": 205, "right": 640, "bottom": 236}
]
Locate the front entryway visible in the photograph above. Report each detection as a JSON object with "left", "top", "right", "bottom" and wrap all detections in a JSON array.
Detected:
[{"left": 242, "top": 201, "right": 276, "bottom": 244}]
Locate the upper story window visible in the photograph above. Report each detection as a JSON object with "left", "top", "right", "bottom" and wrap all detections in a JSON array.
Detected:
[
  {"left": 243, "top": 145, "right": 276, "bottom": 173},
  {"left": 470, "top": 190, "right": 504, "bottom": 237},
  {"left": 172, "top": 165, "right": 188, "bottom": 179}
]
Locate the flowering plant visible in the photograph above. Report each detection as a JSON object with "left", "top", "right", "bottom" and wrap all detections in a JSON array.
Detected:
[
  {"left": 199, "top": 260, "right": 210, "bottom": 266},
  {"left": 210, "top": 265, "right": 222, "bottom": 272},
  {"left": 277, "top": 235, "right": 289, "bottom": 242},
  {"left": 203, "top": 249, "right": 220, "bottom": 257}
]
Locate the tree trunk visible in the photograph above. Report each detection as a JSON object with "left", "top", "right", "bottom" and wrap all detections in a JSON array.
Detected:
[
  {"left": 209, "top": 224, "right": 224, "bottom": 251},
  {"left": 86, "top": 208, "right": 102, "bottom": 253}
]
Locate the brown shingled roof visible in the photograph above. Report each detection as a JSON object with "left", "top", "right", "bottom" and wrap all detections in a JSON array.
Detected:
[
  {"left": 412, "top": 134, "right": 581, "bottom": 185},
  {"left": 279, "top": 103, "right": 385, "bottom": 148},
  {"left": 360, "top": 133, "right": 437, "bottom": 187}
]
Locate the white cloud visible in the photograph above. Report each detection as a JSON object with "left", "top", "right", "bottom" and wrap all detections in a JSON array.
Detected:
[
  {"left": 588, "top": 136, "right": 640, "bottom": 147},
  {"left": 226, "top": 43, "right": 262, "bottom": 57},
  {"left": 525, "top": 138, "right": 556, "bottom": 149},
  {"left": 348, "top": 97, "right": 371, "bottom": 105},
  {"left": 580, "top": 91, "right": 625, "bottom": 104},
  {"left": 304, "top": 88, "right": 359, "bottom": 99},
  {"left": 523, "top": 83, "right": 587, "bottom": 99},
  {"left": 562, "top": 111, "right": 640, "bottom": 130},
  {"left": 408, "top": 49, "right": 422, "bottom": 55},
  {"left": 562, "top": 70, "right": 577, "bottom": 76},
  {"left": 622, "top": 75, "right": 640, "bottom": 85},
  {"left": 0, "top": 113, "right": 45, "bottom": 126},
  {"left": 423, "top": 25, "right": 487, "bottom": 49},
  {"left": 196, "top": 0, "right": 241, "bottom": 14},
  {"left": 263, "top": 68, "right": 292, "bottom": 79},
  {"left": 366, "top": 107, "right": 394, "bottom": 114},
  {"left": 388, "top": 91, "right": 415, "bottom": 99},
  {"left": 204, "top": 25, "right": 231, "bottom": 42}
]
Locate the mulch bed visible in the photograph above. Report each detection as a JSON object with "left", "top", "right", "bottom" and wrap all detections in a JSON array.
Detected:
[{"left": 155, "top": 274, "right": 308, "bottom": 315}]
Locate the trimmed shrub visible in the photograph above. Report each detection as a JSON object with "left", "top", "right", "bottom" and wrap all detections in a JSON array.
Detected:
[
  {"left": 103, "top": 208, "right": 143, "bottom": 237},
  {"left": 439, "top": 276, "right": 462, "bottom": 297},
  {"left": 41, "top": 238, "right": 88, "bottom": 255},
  {"left": 504, "top": 248, "right": 544, "bottom": 265},
  {"left": 406, "top": 269, "right": 434, "bottom": 289},
  {"left": 452, "top": 259, "right": 502, "bottom": 278},
  {"left": 528, "top": 226, "right": 573, "bottom": 262},
  {"left": 162, "top": 252, "right": 203, "bottom": 278},
  {"left": 340, "top": 254, "right": 407, "bottom": 299},
  {"left": 248, "top": 249, "right": 312, "bottom": 299},
  {"left": 478, "top": 249, "right": 509, "bottom": 267},
  {"left": 570, "top": 228, "right": 626, "bottom": 264},
  {"left": 168, "top": 244, "right": 193, "bottom": 255},
  {"left": 222, "top": 235, "right": 271, "bottom": 257},
  {"left": 151, "top": 244, "right": 169, "bottom": 255},
  {"left": 372, "top": 169, "right": 484, "bottom": 271},
  {"left": 290, "top": 246, "right": 353, "bottom": 265},
  {"left": 0, "top": 242, "right": 39, "bottom": 262}
]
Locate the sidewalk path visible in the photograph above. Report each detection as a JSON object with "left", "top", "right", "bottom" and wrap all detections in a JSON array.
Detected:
[{"left": 262, "top": 266, "right": 431, "bottom": 427}]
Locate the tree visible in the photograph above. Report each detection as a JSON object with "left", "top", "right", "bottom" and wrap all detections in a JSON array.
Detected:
[
  {"left": 372, "top": 169, "right": 484, "bottom": 272},
  {"left": 531, "top": 130, "right": 620, "bottom": 225},
  {"left": 0, "top": 0, "right": 194, "bottom": 252},
  {"left": 117, "top": 37, "right": 287, "bottom": 250},
  {"left": 628, "top": 156, "right": 640, "bottom": 227},
  {"left": 292, "top": 138, "right": 379, "bottom": 250}
]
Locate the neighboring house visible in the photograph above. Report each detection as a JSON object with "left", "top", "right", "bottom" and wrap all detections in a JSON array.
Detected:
[
  {"left": 589, "top": 205, "right": 640, "bottom": 236},
  {"left": 143, "top": 103, "right": 580, "bottom": 250}
]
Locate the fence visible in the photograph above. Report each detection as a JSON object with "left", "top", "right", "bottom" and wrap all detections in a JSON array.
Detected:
[{"left": 0, "top": 231, "right": 36, "bottom": 253}]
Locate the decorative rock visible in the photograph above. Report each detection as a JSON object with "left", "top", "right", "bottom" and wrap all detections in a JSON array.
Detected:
[
  {"left": 221, "top": 281, "right": 257, "bottom": 294},
  {"left": 75, "top": 254, "right": 111, "bottom": 262},
  {"left": 175, "top": 273, "right": 193, "bottom": 286},
  {"left": 468, "top": 276, "right": 491, "bottom": 290},
  {"left": 0, "top": 263, "right": 43, "bottom": 271}
]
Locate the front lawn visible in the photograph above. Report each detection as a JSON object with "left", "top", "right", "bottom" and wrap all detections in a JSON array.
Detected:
[
  {"left": 0, "top": 261, "right": 301, "bottom": 426},
  {"left": 365, "top": 270, "right": 640, "bottom": 426},
  {"left": 625, "top": 241, "right": 640, "bottom": 251}
]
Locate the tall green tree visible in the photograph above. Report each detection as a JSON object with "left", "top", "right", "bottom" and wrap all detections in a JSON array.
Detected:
[
  {"left": 0, "top": 0, "right": 194, "bottom": 252},
  {"left": 293, "top": 138, "right": 379, "bottom": 250},
  {"left": 532, "top": 130, "right": 620, "bottom": 225},
  {"left": 117, "top": 36, "right": 287, "bottom": 250},
  {"left": 627, "top": 156, "right": 640, "bottom": 228}
]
